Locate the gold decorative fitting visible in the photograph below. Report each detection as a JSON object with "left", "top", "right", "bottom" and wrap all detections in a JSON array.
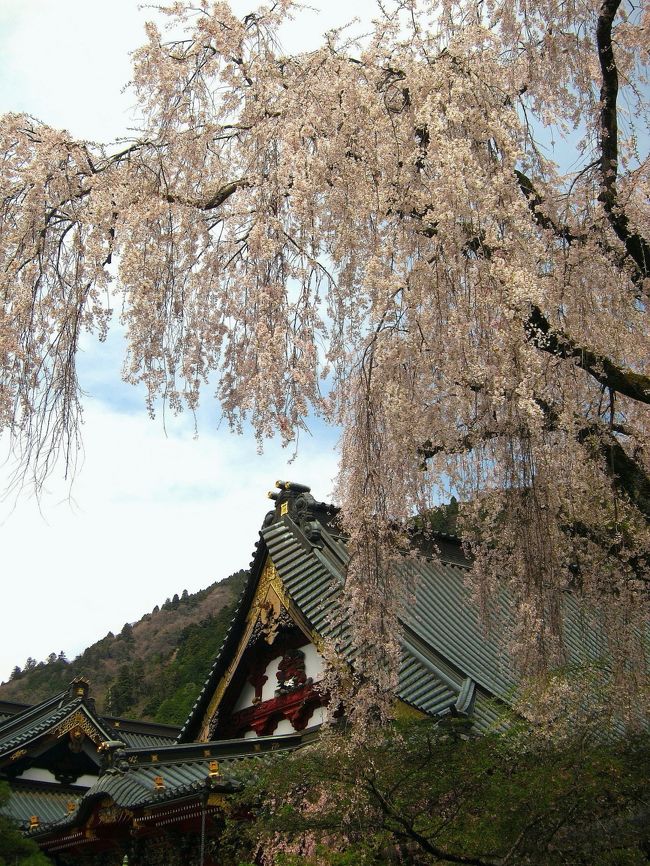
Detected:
[
  {"left": 151, "top": 754, "right": 159, "bottom": 762},
  {"left": 10, "top": 748, "right": 27, "bottom": 762},
  {"left": 208, "top": 760, "right": 221, "bottom": 778},
  {"left": 29, "top": 815, "right": 39, "bottom": 829},
  {"left": 153, "top": 775, "right": 165, "bottom": 790},
  {"left": 203, "top": 749, "right": 211, "bottom": 758},
  {"left": 207, "top": 793, "right": 228, "bottom": 809},
  {"left": 54, "top": 712, "right": 102, "bottom": 745},
  {"left": 113, "top": 721, "right": 121, "bottom": 728},
  {"left": 98, "top": 805, "right": 133, "bottom": 825},
  {"left": 280, "top": 501, "right": 289, "bottom": 515},
  {"left": 67, "top": 802, "right": 76, "bottom": 814}
]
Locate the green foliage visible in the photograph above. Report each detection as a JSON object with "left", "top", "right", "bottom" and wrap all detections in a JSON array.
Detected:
[
  {"left": 107, "top": 664, "right": 137, "bottom": 716},
  {"left": 152, "top": 682, "right": 201, "bottom": 726},
  {"left": 412, "top": 497, "right": 459, "bottom": 536},
  {"left": 222, "top": 720, "right": 650, "bottom": 866},
  {"left": 150, "top": 579, "right": 246, "bottom": 724},
  {"left": 0, "top": 781, "right": 52, "bottom": 866}
]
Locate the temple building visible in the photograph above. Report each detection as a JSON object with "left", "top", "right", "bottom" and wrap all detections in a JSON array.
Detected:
[{"left": 0, "top": 481, "right": 604, "bottom": 863}]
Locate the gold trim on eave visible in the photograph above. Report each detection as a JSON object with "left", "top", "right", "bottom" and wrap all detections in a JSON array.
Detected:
[
  {"left": 54, "top": 711, "right": 104, "bottom": 745},
  {"left": 198, "top": 555, "right": 320, "bottom": 740},
  {"left": 9, "top": 748, "right": 27, "bottom": 762}
]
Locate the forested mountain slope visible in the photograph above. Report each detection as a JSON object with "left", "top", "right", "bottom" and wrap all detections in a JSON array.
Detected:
[{"left": 0, "top": 571, "right": 246, "bottom": 725}]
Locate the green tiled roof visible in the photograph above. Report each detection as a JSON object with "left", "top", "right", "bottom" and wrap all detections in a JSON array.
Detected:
[
  {"left": 181, "top": 485, "right": 614, "bottom": 741},
  {"left": 0, "top": 696, "right": 178, "bottom": 757},
  {"left": 0, "top": 691, "right": 112, "bottom": 759},
  {"left": 262, "top": 516, "right": 515, "bottom": 727},
  {"left": 2, "top": 782, "right": 83, "bottom": 828},
  {"left": 115, "top": 730, "right": 178, "bottom": 749},
  {"left": 29, "top": 731, "right": 316, "bottom": 836}
]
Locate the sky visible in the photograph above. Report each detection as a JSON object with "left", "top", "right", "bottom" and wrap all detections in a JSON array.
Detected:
[{"left": 0, "top": 0, "right": 379, "bottom": 683}]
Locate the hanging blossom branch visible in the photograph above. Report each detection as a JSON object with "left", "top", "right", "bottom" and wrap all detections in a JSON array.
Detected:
[{"left": 0, "top": 0, "right": 648, "bottom": 716}]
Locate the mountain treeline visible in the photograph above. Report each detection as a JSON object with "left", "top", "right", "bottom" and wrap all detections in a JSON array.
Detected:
[{"left": 0, "top": 571, "right": 247, "bottom": 725}]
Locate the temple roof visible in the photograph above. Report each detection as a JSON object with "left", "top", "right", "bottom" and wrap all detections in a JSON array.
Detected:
[
  {"left": 27, "top": 729, "right": 318, "bottom": 839},
  {"left": 0, "top": 700, "right": 30, "bottom": 723},
  {"left": 0, "top": 678, "right": 180, "bottom": 833},
  {"left": 179, "top": 482, "right": 608, "bottom": 740},
  {"left": 0, "top": 682, "right": 179, "bottom": 760},
  {"left": 0, "top": 679, "right": 113, "bottom": 761},
  {"left": 5, "top": 781, "right": 85, "bottom": 827},
  {"left": 99, "top": 717, "right": 180, "bottom": 750},
  {"left": 3, "top": 481, "right": 618, "bottom": 852}
]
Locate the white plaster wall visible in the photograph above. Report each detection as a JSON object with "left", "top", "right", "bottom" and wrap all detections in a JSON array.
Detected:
[
  {"left": 304, "top": 705, "right": 328, "bottom": 727},
  {"left": 272, "top": 717, "right": 295, "bottom": 736},
  {"left": 16, "top": 767, "right": 58, "bottom": 783},
  {"left": 302, "top": 641, "right": 324, "bottom": 681},
  {"left": 232, "top": 642, "right": 324, "bottom": 711},
  {"left": 16, "top": 767, "right": 98, "bottom": 788},
  {"left": 260, "top": 656, "right": 282, "bottom": 702},
  {"left": 76, "top": 773, "right": 99, "bottom": 787}
]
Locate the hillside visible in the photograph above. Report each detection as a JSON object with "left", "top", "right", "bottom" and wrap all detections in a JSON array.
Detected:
[{"left": 0, "top": 571, "right": 247, "bottom": 725}]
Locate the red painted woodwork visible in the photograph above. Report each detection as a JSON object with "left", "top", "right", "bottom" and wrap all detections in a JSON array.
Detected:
[{"left": 221, "top": 682, "right": 322, "bottom": 737}]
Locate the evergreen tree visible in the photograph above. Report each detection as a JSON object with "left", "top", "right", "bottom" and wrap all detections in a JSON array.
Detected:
[
  {"left": 109, "top": 665, "right": 136, "bottom": 716},
  {"left": 120, "top": 622, "right": 134, "bottom": 642}
]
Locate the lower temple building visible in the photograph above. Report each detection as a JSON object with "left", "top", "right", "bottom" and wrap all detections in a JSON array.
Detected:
[{"left": 0, "top": 481, "right": 604, "bottom": 863}]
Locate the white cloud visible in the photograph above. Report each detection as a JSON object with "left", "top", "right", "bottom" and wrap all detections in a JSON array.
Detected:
[
  {"left": 0, "top": 0, "right": 147, "bottom": 140},
  {"left": 0, "top": 403, "right": 339, "bottom": 680}
]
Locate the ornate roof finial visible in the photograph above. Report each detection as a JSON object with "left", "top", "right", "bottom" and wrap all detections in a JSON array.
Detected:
[
  {"left": 68, "top": 676, "right": 90, "bottom": 701},
  {"left": 265, "top": 482, "right": 339, "bottom": 528}
]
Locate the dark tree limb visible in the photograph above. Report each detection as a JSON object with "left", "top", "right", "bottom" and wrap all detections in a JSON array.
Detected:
[
  {"left": 596, "top": 0, "right": 650, "bottom": 280},
  {"left": 563, "top": 519, "right": 650, "bottom": 586},
  {"left": 161, "top": 178, "right": 245, "bottom": 211},
  {"left": 577, "top": 424, "right": 650, "bottom": 518},
  {"left": 514, "top": 170, "right": 581, "bottom": 244},
  {"left": 525, "top": 305, "right": 650, "bottom": 405},
  {"left": 367, "top": 777, "right": 497, "bottom": 866},
  {"left": 421, "top": 405, "right": 650, "bottom": 518}
]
